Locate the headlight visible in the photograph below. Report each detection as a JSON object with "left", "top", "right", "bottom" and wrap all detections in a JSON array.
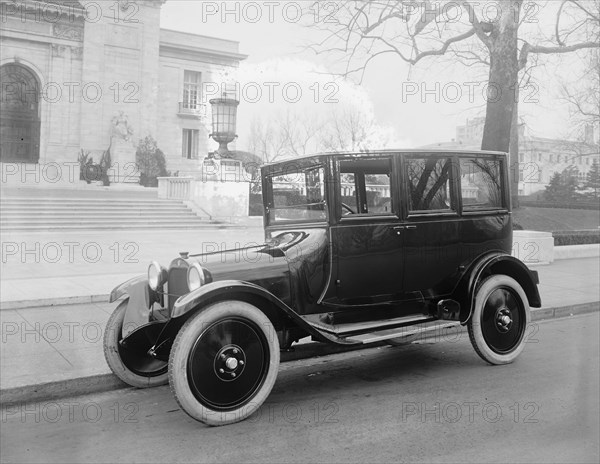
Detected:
[
  {"left": 187, "top": 263, "right": 205, "bottom": 291},
  {"left": 148, "top": 261, "right": 167, "bottom": 291}
]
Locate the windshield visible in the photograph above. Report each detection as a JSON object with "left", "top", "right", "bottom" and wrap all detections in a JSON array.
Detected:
[{"left": 267, "top": 166, "right": 327, "bottom": 223}]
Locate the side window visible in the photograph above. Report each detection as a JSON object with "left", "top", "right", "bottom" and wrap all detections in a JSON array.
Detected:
[
  {"left": 270, "top": 167, "right": 326, "bottom": 222},
  {"left": 339, "top": 158, "right": 392, "bottom": 216},
  {"left": 406, "top": 157, "right": 455, "bottom": 213},
  {"left": 460, "top": 158, "right": 503, "bottom": 210}
]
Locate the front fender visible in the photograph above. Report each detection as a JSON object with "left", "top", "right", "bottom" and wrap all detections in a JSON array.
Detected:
[
  {"left": 172, "top": 280, "right": 341, "bottom": 344},
  {"left": 109, "top": 275, "right": 145, "bottom": 303},
  {"left": 109, "top": 275, "right": 156, "bottom": 338}
]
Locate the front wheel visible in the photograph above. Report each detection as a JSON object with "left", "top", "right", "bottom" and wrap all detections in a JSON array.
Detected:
[
  {"left": 103, "top": 300, "right": 169, "bottom": 387},
  {"left": 468, "top": 275, "right": 530, "bottom": 365},
  {"left": 169, "top": 301, "right": 280, "bottom": 426}
]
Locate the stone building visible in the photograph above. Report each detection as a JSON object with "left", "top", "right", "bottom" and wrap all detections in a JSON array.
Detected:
[
  {"left": 0, "top": 0, "right": 246, "bottom": 185},
  {"left": 424, "top": 117, "right": 599, "bottom": 196}
]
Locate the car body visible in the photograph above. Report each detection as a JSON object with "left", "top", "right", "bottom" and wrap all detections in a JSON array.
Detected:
[{"left": 104, "top": 149, "right": 541, "bottom": 426}]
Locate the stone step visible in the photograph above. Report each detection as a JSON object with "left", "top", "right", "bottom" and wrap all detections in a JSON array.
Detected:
[
  {"left": 1, "top": 211, "right": 199, "bottom": 218},
  {"left": 0, "top": 222, "right": 227, "bottom": 231},
  {"left": 0, "top": 198, "right": 183, "bottom": 206},
  {"left": 0, "top": 191, "right": 208, "bottom": 231},
  {"left": 0, "top": 205, "right": 191, "bottom": 213},
  {"left": 1, "top": 215, "right": 207, "bottom": 224}
]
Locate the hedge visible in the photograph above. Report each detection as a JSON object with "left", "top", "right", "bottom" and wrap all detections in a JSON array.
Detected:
[
  {"left": 519, "top": 200, "right": 600, "bottom": 210},
  {"left": 552, "top": 230, "right": 600, "bottom": 246}
]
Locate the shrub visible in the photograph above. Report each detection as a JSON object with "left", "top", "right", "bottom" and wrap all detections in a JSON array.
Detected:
[
  {"left": 249, "top": 193, "right": 263, "bottom": 216},
  {"left": 78, "top": 149, "right": 95, "bottom": 183},
  {"left": 136, "top": 136, "right": 168, "bottom": 187},
  {"left": 99, "top": 148, "right": 111, "bottom": 186},
  {"left": 552, "top": 230, "right": 600, "bottom": 246}
]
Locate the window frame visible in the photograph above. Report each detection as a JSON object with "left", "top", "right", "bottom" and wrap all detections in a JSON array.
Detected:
[
  {"left": 264, "top": 162, "right": 330, "bottom": 227},
  {"left": 182, "top": 70, "right": 202, "bottom": 110},
  {"left": 182, "top": 128, "right": 199, "bottom": 159},
  {"left": 458, "top": 154, "right": 508, "bottom": 215},
  {"left": 335, "top": 154, "right": 399, "bottom": 223},
  {"left": 402, "top": 155, "right": 460, "bottom": 218}
]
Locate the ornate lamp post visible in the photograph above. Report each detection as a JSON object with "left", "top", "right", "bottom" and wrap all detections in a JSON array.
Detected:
[{"left": 208, "top": 92, "right": 239, "bottom": 159}]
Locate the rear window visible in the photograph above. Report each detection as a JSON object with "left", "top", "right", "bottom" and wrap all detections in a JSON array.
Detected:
[{"left": 460, "top": 158, "right": 503, "bottom": 210}]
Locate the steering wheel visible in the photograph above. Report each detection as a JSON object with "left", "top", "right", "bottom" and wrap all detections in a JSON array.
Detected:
[{"left": 341, "top": 203, "right": 356, "bottom": 215}]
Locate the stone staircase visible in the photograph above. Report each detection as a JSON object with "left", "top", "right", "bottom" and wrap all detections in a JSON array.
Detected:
[{"left": 0, "top": 191, "right": 214, "bottom": 231}]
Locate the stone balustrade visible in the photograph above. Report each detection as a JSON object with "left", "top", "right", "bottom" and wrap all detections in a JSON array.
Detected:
[{"left": 157, "top": 176, "right": 194, "bottom": 200}]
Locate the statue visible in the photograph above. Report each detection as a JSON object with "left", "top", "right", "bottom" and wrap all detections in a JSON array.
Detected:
[
  {"left": 108, "top": 111, "right": 138, "bottom": 184},
  {"left": 111, "top": 111, "right": 133, "bottom": 141}
]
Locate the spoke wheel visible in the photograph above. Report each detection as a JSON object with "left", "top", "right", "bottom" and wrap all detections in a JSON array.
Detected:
[
  {"left": 103, "top": 300, "right": 168, "bottom": 388},
  {"left": 468, "top": 275, "right": 530, "bottom": 365},
  {"left": 169, "top": 301, "right": 280, "bottom": 426}
]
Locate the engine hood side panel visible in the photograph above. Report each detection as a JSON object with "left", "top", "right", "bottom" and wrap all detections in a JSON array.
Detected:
[{"left": 187, "top": 242, "right": 292, "bottom": 306}]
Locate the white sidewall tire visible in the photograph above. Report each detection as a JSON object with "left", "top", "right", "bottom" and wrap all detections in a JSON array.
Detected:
[
  {"left": 169, "top": 301, "right": 280, "bottom": 426},
  {"left": 468, "top": 275, "right": 530, "bottom": 365},
  {"left": 103, "top": 299, "right": 169, "bottom": 388}
]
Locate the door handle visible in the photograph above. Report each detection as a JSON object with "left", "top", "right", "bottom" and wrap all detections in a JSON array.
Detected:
[
  {"left": 405, "top": 225, "right": 417, "bottom": 230},
  {"left": 391, "top": 226, "right": 404, "bottom": 235}
]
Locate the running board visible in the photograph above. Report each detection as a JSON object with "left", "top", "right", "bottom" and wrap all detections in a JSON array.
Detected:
[
  {"left": 305, "top": 314, "right": 436, "bottom": 337},
  {"left": 347, "top": 321, "right": 461, "bottom": 344}
]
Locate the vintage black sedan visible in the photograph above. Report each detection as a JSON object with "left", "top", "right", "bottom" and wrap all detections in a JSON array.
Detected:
[{"left": 104, "top": 150, "right": 541, "bottom": 425}]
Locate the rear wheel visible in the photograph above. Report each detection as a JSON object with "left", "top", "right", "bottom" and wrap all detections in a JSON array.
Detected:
[
  {"left": 169, "top": 301, "right": 280, "bottom": 426},
  {"left": 103, "top": 300, "right": 169, "bottom": 388},
  {"left": 468, "top": 275, "right": 530, "bottom": 365}
]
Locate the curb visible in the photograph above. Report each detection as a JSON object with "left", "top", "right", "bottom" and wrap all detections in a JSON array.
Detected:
[
  {"left": 1, "top": 294, "right": 109, "bottom": 311},
  {"left": 1, "top": 302, "right": 598, "bottom": 406}
]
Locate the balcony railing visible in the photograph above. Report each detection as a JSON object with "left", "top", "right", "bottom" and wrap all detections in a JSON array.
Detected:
[{"left": 178, "top": 102, "right": 206, "bottom": 119}]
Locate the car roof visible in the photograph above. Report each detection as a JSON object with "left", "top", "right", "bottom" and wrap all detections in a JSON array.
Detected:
[{"left": 262, "top": 149, "right": 507, "bottom": 168}]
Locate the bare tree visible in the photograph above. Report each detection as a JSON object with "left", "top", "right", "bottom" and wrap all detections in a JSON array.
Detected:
[
  {"left": 319, "top": 104, "right": 375, "bottom": 151},
  {"left": 246, "top": 117, "right": 289, "bottom": 163},
  {"left": 308, "top": 0, "right": 600, "bottom": 205},
  {"left": 247, "top": 111, "right": 323, "bottom": 162},
  {"left": 247, "top": 103, "right": 392, "bottom": 160},
  {"left": 560, "top": 47, "right": 600, "bottom": 131}
]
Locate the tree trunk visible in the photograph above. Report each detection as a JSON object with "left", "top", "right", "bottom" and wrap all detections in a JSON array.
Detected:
[
  {"left": 481, "top": 0, "right": 521, "bottom": 205},
  {"left": 509, "top": 88, "right": 520, "bottom": 209}
]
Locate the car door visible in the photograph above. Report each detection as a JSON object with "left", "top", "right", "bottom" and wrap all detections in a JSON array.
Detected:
[
  {"left": 327, "top": 155, "right": 405, "bottom": 305},
  {"left": 401, "top": 154, "right": 463, "bottom": 297}
]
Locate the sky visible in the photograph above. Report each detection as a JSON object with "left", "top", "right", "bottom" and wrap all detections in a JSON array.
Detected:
[{"left": 160, "top": 0, "right": 594, "bottom": 150}]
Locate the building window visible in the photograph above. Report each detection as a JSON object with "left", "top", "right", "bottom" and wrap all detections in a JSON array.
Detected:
[
  {"left": 182, "top": 129, "right": 199, "bottom": 159},
  {"left": 183, "top": 70, "right": 202, "bottom": 110},
  {"left": 557, "top": 155, "right": 561, "bottom": 163},
  {"left": 519, "top": 153, "right": 524, "bottom": 162},
  {"left": 538, "top": 153, "right": 542, "bottom": 161},
  {"left": 550, "top": 154, "right": 554, "bottom": 163}
]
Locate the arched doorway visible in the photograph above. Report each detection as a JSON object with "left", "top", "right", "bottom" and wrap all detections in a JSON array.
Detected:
[{"left": 0, "top": 63, "right": 41, "bottom": 163}]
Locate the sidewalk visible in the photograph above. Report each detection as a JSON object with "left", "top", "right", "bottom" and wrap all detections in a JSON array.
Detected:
[
  {"left": 0, "top": 223, "right": 265, "bottom": 309},
  {"left": 1, "top": 256, "right": 599, "bottom": 404}
]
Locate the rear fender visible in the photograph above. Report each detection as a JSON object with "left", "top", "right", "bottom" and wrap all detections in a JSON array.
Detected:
[{"left": 459, "top": 253, "right": 541, "bottom": 324}]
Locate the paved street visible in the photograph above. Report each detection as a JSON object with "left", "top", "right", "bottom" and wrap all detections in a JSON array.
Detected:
[{"left": 2, "top": 313, "right": 598, "bottom": 464}]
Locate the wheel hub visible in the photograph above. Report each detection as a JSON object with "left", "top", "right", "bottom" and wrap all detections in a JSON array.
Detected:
[
  {"left": 495, "top": 308, "right": 513, "bottom": 333},
  {"left": 214, "top": 345, "right": 246, "bottom": 381}
]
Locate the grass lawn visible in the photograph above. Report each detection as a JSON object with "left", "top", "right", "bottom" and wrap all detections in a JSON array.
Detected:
[{"left": 513, "top": 206, "right": 600, "bottom": 232}]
